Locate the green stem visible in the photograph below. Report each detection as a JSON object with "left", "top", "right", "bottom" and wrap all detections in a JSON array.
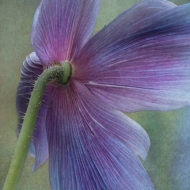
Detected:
[{"left": 3, "top": 62, "right": 71, "bottom": 190}]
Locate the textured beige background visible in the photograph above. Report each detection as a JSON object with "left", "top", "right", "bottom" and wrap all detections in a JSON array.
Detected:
[{"left": 0, "top": 0, "right": 190, "bottom": 189}]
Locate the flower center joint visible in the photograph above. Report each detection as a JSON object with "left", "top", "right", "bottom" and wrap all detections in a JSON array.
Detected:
[
  {"left": 60, "top": 62, "right": 72, "bottom": 84},
  {"left": 48, "top": 62, "right": 72, "bottom": 85}
]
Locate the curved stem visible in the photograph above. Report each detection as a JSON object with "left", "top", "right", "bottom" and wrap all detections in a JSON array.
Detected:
[{"left": 3, "top": 63, "right": 71, "bottom": 190}]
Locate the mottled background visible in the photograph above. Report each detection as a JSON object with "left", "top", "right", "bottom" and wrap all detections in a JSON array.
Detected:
[{"left": 0, "top": 0, "right": 190, "bottom": 189}]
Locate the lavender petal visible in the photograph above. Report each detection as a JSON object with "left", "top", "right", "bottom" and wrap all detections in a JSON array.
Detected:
[
  {"left": 31, "top": 0, "right": 101, "bottom": 65},
  {"left": 74, "top": 2, "right": 190, "bottom": 112},
  {"left": 46, "top": 79, "right": 154, "bottom": 190}
]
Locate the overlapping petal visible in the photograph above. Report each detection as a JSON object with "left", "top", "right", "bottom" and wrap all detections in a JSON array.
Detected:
[
  {"left": 46, "top": 79, "right": 153, "bottom": 190},
  {"left": 73, "top": 1, "right": 190, "bottom": 112},
  {"left": 31, "top": 0, "right": 101, "bottom": 65},
  {"left": 17, "top": 0, "right": 190, "bottom": 189},
  {"left": 16, "top": 52, "right": 51, "bottom": 170}
]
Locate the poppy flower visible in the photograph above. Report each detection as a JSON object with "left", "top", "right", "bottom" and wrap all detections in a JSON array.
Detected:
[{"left": 16, "top": 0, "right": 190, "bottom": 189}]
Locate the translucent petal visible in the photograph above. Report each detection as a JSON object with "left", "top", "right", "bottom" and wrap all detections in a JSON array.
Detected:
[
  {"left": 46, "top": 79, "right": 154, "bottom": 190},
  {"left": 73, "top": 1, "right": 190, "bottom": 112},
  {"left": 31, "top": 0, "right": 101, "bottom": 65}
]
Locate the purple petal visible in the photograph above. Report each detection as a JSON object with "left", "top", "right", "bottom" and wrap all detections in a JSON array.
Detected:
[
  {"left": 73, "top": 2, "right": 190, "bottom": 112},
  {"left": 73, "top": 0, "right": 176, "bottom": 64},
  {"left": 46, "top": 79, "right": 153, "bottom": 190},
  {"left": 16, "top": 52, "right": 50, "bottom": 170},
  {"left": 31, "top": 0, "right": 101, "bottom": 65}
]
